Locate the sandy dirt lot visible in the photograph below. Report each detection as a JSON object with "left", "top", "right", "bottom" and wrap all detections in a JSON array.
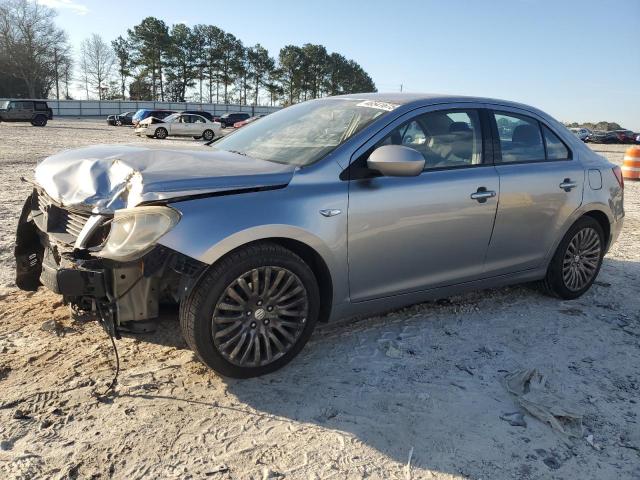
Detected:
[{"left": 0, "top": 120, "right": 638, "bottom": 479}]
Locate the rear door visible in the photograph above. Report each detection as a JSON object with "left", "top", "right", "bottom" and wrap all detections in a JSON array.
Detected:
[
  {"left": 170, "top": 114, "right": 190, "bottom": 136},
  {"left": 190, "top": 114, "right": 207, "bottom": 135},
  {"left": 483, "top": 109, "right": 584, "bottom": 275},
  {"left": 347, "top": 106, "right": 500, "bottom": 301}
]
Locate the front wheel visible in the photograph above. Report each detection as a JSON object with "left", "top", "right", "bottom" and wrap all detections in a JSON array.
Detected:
[
  {"left": 542, "top": 216, "right": 604, "bottom": 299},
  {"left": 154, "top": 127, "right": 168, "bottom": 139},
  {"left": 180, "top": 243, "right": 320, "bottom": 378},
  {"left": 202, "top": 129, "right": 214, "bottom": 141}
]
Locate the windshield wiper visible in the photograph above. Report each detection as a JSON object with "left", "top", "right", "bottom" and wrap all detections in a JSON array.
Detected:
[{"left": 228, "top": 150, "right": 248, "bottom": 156}]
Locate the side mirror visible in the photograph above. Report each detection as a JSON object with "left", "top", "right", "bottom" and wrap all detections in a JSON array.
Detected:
[{"left": 367, "top": 145, "right": 425, "bottom": 177}]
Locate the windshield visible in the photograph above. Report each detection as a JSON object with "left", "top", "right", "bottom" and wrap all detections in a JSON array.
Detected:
[
  {"left": 163, "top": 113, "right": 180, "bottom": 122},
  {"left": 212, "top": 98, "right": 397, "bottom": 166},
  {"left": 0, "top": 101, "right": 9, "bottom": 109}
]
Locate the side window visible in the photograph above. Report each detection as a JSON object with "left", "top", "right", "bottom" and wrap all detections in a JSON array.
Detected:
[
  {"left": 192, "top": 115, "right": 205, "bottom": 123},
  {"left": 494, "top": 113, "right": 545, "bottom": 163},
  {"left": 17, "top": 101, "right": 33, "bottom": 110},
  {"left": 542, "top": 125, "right": 570, "bottom": 160},
  {"left": 34, "top": 102, "right": 47, "bottom": 111},
  {"left": 376, "top": 110, "right": 483, "bottom": 170}
]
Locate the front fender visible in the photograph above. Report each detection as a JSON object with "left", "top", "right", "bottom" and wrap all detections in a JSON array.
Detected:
[{"left": 157, "top": 172, "right": 349, "bottom": 313}]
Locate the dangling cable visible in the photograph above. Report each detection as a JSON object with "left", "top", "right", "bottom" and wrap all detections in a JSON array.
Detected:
[{"left": 93, "top": 303, "right": 120, "bottom": 399}]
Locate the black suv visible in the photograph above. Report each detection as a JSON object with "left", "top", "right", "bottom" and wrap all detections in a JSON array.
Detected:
[
  {"left": 219, "top": 112, "right": 250, "bottom": 128},
  {"left": 0, "top": 100, "right": 53, "bottom": 126}
]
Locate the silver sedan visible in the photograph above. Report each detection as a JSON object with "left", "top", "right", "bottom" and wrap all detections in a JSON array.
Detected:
[
  {"left": 16, "top": 94, "right": 624, "bottom": 378},
  {"left": 135, "top": 112, "right": 221, "bottom": 140}
]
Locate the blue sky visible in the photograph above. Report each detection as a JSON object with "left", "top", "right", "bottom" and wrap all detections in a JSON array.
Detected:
[{"left": 40, "top": 0, "right": 640, "bottom": 129}]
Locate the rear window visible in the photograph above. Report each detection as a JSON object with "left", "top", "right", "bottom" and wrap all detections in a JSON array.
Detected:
[
  {"left": 494, "top": 112, "right": 545, "bottom": 162},
  {"left": 493, "top": 112, "right": 572, "bottom": 163},
  {"left": 542, "top": 125, "right": 570, "bottom": 160}
]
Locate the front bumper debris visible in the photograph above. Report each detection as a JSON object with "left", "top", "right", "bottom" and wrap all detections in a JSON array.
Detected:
[
  {"left": 40, "top": 261, "right": 106, "bottom": 297},
  {"left": 15, "top": 192, "right": 207, "bottom": 331}
]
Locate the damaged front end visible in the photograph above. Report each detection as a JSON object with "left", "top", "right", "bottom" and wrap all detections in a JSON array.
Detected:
[{"left": 15, "top": 187, "right": 206, "bottom": 334}]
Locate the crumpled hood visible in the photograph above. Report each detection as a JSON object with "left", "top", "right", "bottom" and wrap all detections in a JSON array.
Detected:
[{"left": 34, "top": 144, "right": 296, "bottom": 212}]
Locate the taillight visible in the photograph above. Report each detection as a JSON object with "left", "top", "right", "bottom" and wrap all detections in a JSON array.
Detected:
[{"left": 613, "top": 166, "right": 624, "bottom": 189}]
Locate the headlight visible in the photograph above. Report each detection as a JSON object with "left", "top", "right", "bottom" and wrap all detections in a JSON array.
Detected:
[{"left": 97, "top": 206, "right": 180, "bottom": 261}]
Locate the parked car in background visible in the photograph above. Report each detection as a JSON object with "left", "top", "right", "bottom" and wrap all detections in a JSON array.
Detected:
[
  {"left": 635, "top": 133, "right": 640, "bottom": 144},
  {"left": 132, "top": 109, "right": 176, "bottom": 126},
  {"left": 233, "top": 115, "right": 264, "bottom": 128},
  {"left": 135, "top": 112, "right": 221, "bottom": 140},
  {"left": 0, "top": 100, "right": 53, "bottom": 126},
  {"left": 107, "top": 111, "right": 135, "bottom": 126},
  {"left": 180, "top": 110, "right": 216, "bottom": 122},
  {"left": 219, "top": 112, "right": 250, "bottom": 128},
  {"left": 586, "top": 129, "right": 636, "bottom": 144},
  {"left": 585, "top": 130, "right": 619, "bottom": 144},
  {"left": 15, "top": 93, "right": 624, "bottom": 378},
  {"left": 613, "top": 130, "right": 636, "bottom": 144},
  {"left": 569, "top": 127, "right": 591, "bottom": 141}
]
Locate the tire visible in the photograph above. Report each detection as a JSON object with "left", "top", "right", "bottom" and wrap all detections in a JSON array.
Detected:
[
  {"left": 202, "top": 129, "right": 214, "bottom": 141},
  {"left": 31, "top": 115, "right": 47, "bottom": 127},
  {"left": 542, "top": 216, "right": 605, "bottom": 299},
  {"left": 115, "top": 119, "right": 123, "bottom": 126},
  {"left": 154, "top": 127, "right": 168, "bottom": 139},
  {"left": 180, "top": 242, "right": 320, "bottom": 378}
]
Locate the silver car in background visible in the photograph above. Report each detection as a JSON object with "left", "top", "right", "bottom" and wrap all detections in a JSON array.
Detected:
[
  {"left": 15, "top": 94, "right": 625, "bottom": 377},
  {"left": 135, "top": 112, "right": 222, "bottom": 140}
]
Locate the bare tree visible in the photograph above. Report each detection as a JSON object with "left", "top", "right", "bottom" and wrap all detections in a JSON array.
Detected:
[
  {"left": 0, "top": 0, "right": 70, "bottom": 98},
  {"left": 79, "top": 34, "right": 115, "bottom": 100}
]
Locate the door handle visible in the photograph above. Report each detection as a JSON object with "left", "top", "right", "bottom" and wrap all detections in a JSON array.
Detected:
[
  {"left": 470, "top": 187, "right": 496, "bottom": 203},
  {"left": 559, "top": 178, "right": 577, "bottom": 192}
]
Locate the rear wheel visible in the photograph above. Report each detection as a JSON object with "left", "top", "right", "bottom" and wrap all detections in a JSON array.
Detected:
[
  {"left": 154, "top": 127, "right": 168, "bottom": 139},
  {"left": 31, "top": 115, "right": 47, "bottom": 127},
  {"left": 202, "top": 129, "right": 214, "bottom": 141},
  {"left": 542, "top": 216, "right": 604, "bottom": 299},
  {"left": 180, "top": 243, "right": 320, "bottom": 378}
]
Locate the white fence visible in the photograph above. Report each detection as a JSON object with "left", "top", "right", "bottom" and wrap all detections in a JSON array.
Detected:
[{"left": 2, "top": 99, "right": 281, "bottom": 117}]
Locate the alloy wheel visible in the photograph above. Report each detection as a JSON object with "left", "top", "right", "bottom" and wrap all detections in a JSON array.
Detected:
[
  {"left": 211, "top": 266, "right": 309, "bottom": 367},
  {"left": 562, "top": 227, "right": 601, "bottom": 291}
]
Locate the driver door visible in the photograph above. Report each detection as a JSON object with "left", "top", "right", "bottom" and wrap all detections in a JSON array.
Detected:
[
  {"left": 5, "top": 101, "right": 20, "bottom": 120},
  {"left": 347, "top": 107, "right": 500, "bottom": 301}
]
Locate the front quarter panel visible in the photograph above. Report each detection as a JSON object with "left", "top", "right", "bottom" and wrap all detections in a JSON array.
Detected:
[{"left": 158, "top": 160, "right": 349, "bottom": 310}]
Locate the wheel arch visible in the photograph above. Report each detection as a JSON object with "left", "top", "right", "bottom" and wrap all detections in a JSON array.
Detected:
[
  {"left": 582, "top": 210, "right": 611, "bottom": 250},
  {"left": 170, "top": 228, "right": 337, "bottom": 324},
  {"left": 544, "top": 203, "right": 614, "bottom": 267},
  {"left": 228, "top": 238, "right": 334, "bottom": 324}
]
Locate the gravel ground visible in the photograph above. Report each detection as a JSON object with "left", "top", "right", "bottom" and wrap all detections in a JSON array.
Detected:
[{"left": 0, "top": 120, "right": 638, "bottom": 479}]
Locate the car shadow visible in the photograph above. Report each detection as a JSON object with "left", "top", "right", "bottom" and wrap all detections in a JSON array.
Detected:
[{"left": 127, "top": 257, "right": 640, "bottom": 475}]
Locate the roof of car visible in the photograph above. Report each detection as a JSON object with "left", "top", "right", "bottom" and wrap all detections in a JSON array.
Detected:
[{"left": 336, "top": 92, "right": 543, "bottom": 112}]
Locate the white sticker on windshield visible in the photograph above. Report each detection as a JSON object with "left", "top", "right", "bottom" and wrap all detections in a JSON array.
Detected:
[{"left": 356, "top": 100, "right": 400, "bottom": 112}]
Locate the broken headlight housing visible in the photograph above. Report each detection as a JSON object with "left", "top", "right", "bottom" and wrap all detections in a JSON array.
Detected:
[{"left": 97, "top": 206, "right": 180, "bottom": 261}]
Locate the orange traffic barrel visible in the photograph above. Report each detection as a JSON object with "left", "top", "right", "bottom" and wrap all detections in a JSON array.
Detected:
[{"left": 622, "top": 147, "right": 640, "bottom": 180}]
